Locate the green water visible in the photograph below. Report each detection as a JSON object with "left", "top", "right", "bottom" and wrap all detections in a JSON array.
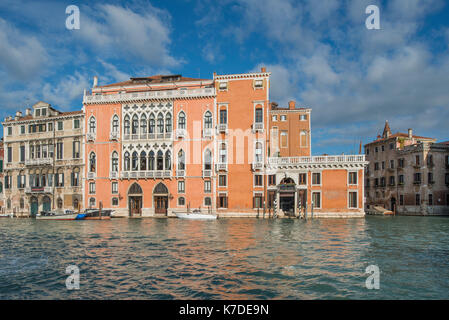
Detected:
[{"left": 0, "top": 216, "right": 448, "bottom": 299}]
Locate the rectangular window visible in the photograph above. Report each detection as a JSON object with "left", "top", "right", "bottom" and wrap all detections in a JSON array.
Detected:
[
  {"left": 36, "top": 109, "right": 41, "bottom": 117},
  {"left": 56, "top": 173, "right": 64, "bottom": 187},
  {"left": 7, "top": 127, "right": 12, "bottom": 136},
  {"left": 381, "top": 145, "right": 385, "bottom": 152},
  {"left": 57, "top": 142, "right": 63, "bottom": 160},
  {"left": 299, "top": 173, "right": 307, "bottom": 185},
  {"left": 255, "top": 108, "right": 263, "bottom": 123},
  {"left": 253, "top": 194, "right": 263, "bottom": 208},
  {"left": 398, "top": 158, "right": 404, "bottom": 168},
  {"left": 389, "top": 143, "right": 394, "bottom": 150},
  {"left": 219, "top": 175, "right": 227, "bottom": 187},
  {"left": 428, "top": 172, "right": 434, "bottom": 184},
  {"left": 428, "top": 194, "right": 433, "bottom": 206},
  {"left": 218, "top": 194, "right": 228, "bottom": 208},
  {"left": 7, "top": 147, "right": 12, "bottom": 163},
  {"left": 312, "top": 192, "right": 321, "bottom": 208},
  {"left": 348, "top": 172, "right": 357, "bottom": 185},
  {"left": 219, "top": 82, "right": 227, "bottom": 90},
  {"left": 280, "top": 131, "right": 288, "bottom": 148},
  {"left": 374, "top": 163, "right": 379, "bottom": 170},
  {"left": 204, "top": 180, "right": 211, "bottom": 193},
  {"left": 20, "top": 146, "right": 25, "bottom": 162},
  {"left": 254, "top": 80, "right": 263, "bottom": 88},
  {"left": 280, "top": 115, "right": 287, "bottom": 121},
  {"left": 390, "top": 160, "right": 395, "bottom": 169},
  {"left": 48, "top": 122, "right": 53, "bottom": 131},
  {"left": 349, "top": 192, "right": 358, "bottom": 208},
  {"left": 416, "top": 194, "right": 420, "bottom": 206},
  {"left": 112, "top": 198, "right": 119, "bottom": 206},
  {"left": 272, "top": 115, "right": 277, "bottom": 121},
  {"left": 219, "top": 109, "right": 227, "bottom": 124},
  {"left": 381, "top": 161, "right": 385, "bottom": 170},
  {"left": 254, "top": 175, "right": 263, "bottom": 187},
  {"left": 268, "top": 174, "right": 276, "bottom": 186},
  {"left": 178, "top": 181, "right": 185, "bottom": 193},
  {"left": 74, "top": 119, "right": 80, "bottom": 129},
  {"left": 112, "top": 182, "right": 118, "bottom": 194},
  {"left": 414, "top": 172, "right": 421, "bottom": 184},
  {"left": 399, "top": 195, "right": 404, "bottom": 206},
  {"left": 389, "top": 176, "right": 395, "bottom": 186},
  {"left": 399, "top": 175, "right": 404, "bottom": 184},
  {"left": 300, "top": 114, "right": 307, "bottom": 121},
  {"left": 58, "top": 121, "right": 63, "bottom": 131},
  {"left": 89, "top": 182, "right": 96, "bottom": 194},
  {"left": 20, "top": 125, "right": 25, "bottom": 134},
  {"left": 42, "top": 108, "right": 47, "bottom": 116},
  {"left": 312, "top": 172, "right": 321, "bottom": 185},
  {"left": 73, "top": 141, "right": 80, "bottom": 159},
  {"left": 445, "top": 173, "right": 449, "bottom": 185},
  {"left": 71, "top": 172, "right": 79, "bottom": 187}
]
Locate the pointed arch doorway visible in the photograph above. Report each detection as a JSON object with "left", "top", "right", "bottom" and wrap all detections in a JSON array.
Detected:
[
  {"left": 128, "top": 183, "right": 143, "bottom": 217},
  {"left": 154, "top": 182, "right": 168, "bottom": 215}
]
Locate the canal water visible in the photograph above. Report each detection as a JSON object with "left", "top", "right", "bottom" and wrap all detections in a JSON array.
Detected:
[{"left": 0, "top": 216, "right": 448, "bottom": 299}]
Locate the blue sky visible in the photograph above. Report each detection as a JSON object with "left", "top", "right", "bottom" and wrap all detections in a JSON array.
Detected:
[{"left": 1, "top": 0, "right": 449, "bottom": 155}]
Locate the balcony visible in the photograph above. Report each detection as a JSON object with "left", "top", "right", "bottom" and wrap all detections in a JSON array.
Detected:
[
  {"left": 87, "top": 172, "right": 96, "bottom": 180},
  {"left": 175, "top": 129, "right": 187, "bottom": 139},
  {"left": 120, "top": 171, "right": 172, "bottom": 179},
  {"left": 109, "top": 171, "right": 119, "bottom": 180},
  {"left": 253, "top": 122, "right": 264, "bottom": 133},
  {"left": 25, "top": 187, "right": 53, "bottom": 194},
  {"left": 25, "top": 158, "right": 52, "bottom": 166},
  {"left": 176, "top": 170, "right": 185, "bottom": 178},
  {"left": 202, "top": 169, "right": 212, "bottom": 178},
  {"left": 203, "top": 128, "right": 213, "bottom": 138},
  {"left": 123, "top": 133, "right": 173, "bottom": 141},
  {"left": 86, "top": 132, "right": 96, "bottom": 142},
  {"left": 110, "top": 131, "right": 119, "bottom": 141},
  {"left": 252, "top": 162, "right": 264, "bottom": 171},
  {"left": 218, "top": 124, "right": 227, "bottom": 134},
  {"left": 215, "top": 163, "right": 228, "bottom": 172}
]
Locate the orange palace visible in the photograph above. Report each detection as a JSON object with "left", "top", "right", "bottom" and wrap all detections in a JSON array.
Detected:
[{"left": 83, "top": 68, "right": 367, "bottom": 218}]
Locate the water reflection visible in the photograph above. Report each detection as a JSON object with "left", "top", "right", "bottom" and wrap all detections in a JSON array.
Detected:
[{"left": 0, "top": 217, "right": 448, "bottom": 299}]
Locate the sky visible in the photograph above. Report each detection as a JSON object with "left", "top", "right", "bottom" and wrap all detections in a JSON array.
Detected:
[{"left": 0, "top": 0, "right": 448, "bottom": 155}]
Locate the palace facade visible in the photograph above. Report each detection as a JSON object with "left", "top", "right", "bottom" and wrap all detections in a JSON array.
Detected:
[
  {"left": 83, "top": 69, "right": 367, "bottom": 218},
  {"left": 364, "top": 121, "right": 449, "bottom": 215},
  {"left": 1, "top": 102, "right": 84, "bottom": 216}
]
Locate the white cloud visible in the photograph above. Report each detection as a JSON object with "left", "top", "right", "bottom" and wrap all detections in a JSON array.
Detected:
[{"left": 42, "top": 72, "right": 89, "bottom": 110}]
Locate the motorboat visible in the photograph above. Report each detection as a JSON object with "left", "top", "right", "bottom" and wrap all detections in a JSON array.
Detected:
[
  {"left": 175, "top": 209, "right": 217, "bottom": 220},
  {"left": 83, "top": 209, "right": 112, "bottom": 220},
  {"left": 36, "top": 209, "right": 85, "bottom": 220}
]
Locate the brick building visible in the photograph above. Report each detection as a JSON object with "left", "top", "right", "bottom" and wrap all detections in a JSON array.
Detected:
[
  {"left": 364, "top": 121, "right": 449, "bottom": 215},
  {"left": 83, "top": 69, "right": 367, "bottom": 218}
]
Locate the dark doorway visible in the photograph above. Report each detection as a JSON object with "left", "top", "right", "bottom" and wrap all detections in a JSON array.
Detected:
[
  {"left": 154, "top": 182, "right": 169, "bottom": 215},
  {"left": 128, "top": 183, "right": 143, "bottom": 217},
  {"left": 391, "top": 197, "right": 396, "bottom": 213},
  {"left": 30, "top": 197, "right": 38, "bottom": 216}
]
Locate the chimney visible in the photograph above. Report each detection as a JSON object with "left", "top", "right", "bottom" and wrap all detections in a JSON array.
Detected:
[
  {"left": 26, "top": 108, "right": 31, "bottom": 116},
  {"left": 261, "top": 67, "right": 266, "bottom": 73},
  {"left": 288, "top": 100, "right": 296, "bottom": 110},
  {"left": 16, "top": 111, "right": 22, "bottom": 117},
  {"left": 93, "top": 76, "right": 98, "bottom": 87},
  {"left": 408, "top": 128, "right": 413, "bottom": 139}
]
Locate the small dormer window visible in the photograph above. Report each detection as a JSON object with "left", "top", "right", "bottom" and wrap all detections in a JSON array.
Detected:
[
  {"left": 42, "top": 108, "right": 47, "bottom": 116},
  {"left": 36, "top": 109, "right": 41, "bottom": 117},
  {"left": 219, "top": 82, "right": 227, "bottom": 90},
  {"left": 254, "top": 80, "right": 263, "bottom": 88}
]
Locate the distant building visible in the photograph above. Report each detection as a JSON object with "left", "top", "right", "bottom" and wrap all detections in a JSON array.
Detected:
[
  {"left": 364, "top": 121, "right": 449, "bottom": 215},
  {"left": 1, "top": 102, "right": 84, "bottom": 216},
  {"left": 0, "top": 139, "right": 4, "bottom": 212}
]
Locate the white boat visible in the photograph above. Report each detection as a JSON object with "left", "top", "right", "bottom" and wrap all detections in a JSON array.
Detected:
[
  {"left": 175, "top": 210, "right": 217, "bottom": 220},
  {"left": 0, "top": 213, "right": 13, "bottom": 218},
  {"left": 36, "top": 209, "right": 85, "bottom": 220}
]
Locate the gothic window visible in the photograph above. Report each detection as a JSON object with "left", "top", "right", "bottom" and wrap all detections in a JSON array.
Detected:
[
  {"left": 165, "top": 113, "right": 172, "bottom": 133},
  {"left": 157, "top": 113, "right": 164, "bottom": 133},
  {"left": 111, "top": 152, "right": 119, "bottom": 172},
  {"left": 149, "top": 113, "right": 155, "bottom": 133},
  {"left": 178, "top": 111, "right": 186, "bottom": 129},
  {"left": 112, "top": 115, "right": 119, "bottom": 133},
  {"left": 124, "top": 115, "right": 130, "bottom": 135},
  {"left": 148, "top": 151, "right": 155, "bottom": 170},
  {"left": 178, "top": 150, "right": 185, "bottom": 170},
  {"left": 165, "top": 150, "right": 171, "bottom": 170},
  {"left": 132, "top": 152, "right": 138, "bottom": 171},
  {"left": 89, "top": 116, "right": 96, "bottom": 134},
  {"left": 204, "top": 149, "right": 212, "bottom": 170},
  {"left": 204, "top": 111, "right": 212, "bottom": 129},
  {"left": 157, "top": 150, "right": 164, "bottom": 170},
  {"left": 140, "top": 114, "right": 147, "bottom": 134},
  {"left": 89, "top": 152, "right": 96, "bottom": 172},
  {"left": 124, "top": 152, "right": 130, "bottom": 171},
  {"left": 132, "top": 115, "right": 139, "bottom": 134},
  {"left": 140, "top": 151, "right": 147, "bottom": 171}
]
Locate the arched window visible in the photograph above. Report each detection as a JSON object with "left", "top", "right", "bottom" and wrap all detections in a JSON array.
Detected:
[
  {"left": 148, "top": 151, "right": 155, "bottom": 170},
  {"left": 89, "top": 197, "right": 96, "bottom": 208},
  {"left": 204, "top": 149, "right": 212, "bottom": 170},
  {"left": 165, "top": 150, "right": 171, "bottom": 170},
  {"left": 204, "top": 111, "right": 212, "bottom": 129},
  {"left": 255, "top": 142, "right": 263, "bottom": 163},
  {"left": 112, "top": 115, "right": 119, "bottom": 133},
  {"left": 132, "top": 115, "right": 139, "bottom": 134},
  {"left": 140, "top": 114, "right": 147, "bottom": 135},
  {"left": 132, "top": 152, "right": 138, "bottom": 171},
  {"left": 124, "top": 115, "right": 130, "bottom": 135},
  {"left": 165, "top": 113, "right": 172, "bottom": 133},
  {"left": 157, "top": 113, "right": 164, "bottom": 133},
  {"left": 149, "top": 113, "right": 155, "bottom": 133},
  {"left": 178, "top": 111, "right": 186, "bottom": 129},
  {"left": 89, "top": 152, "right": 96, "bottom": 172},
  {"left": 140, "top": 151, "right": 147, "bottom": 171},
  {"left": 157, "top": 150, "right": 164, "bottom": 170},
  {"left": 89, "top": 116, "right": 96, "bottom": 134},
  {"left": 178, "top": 150, "right": 185, "bottom": 170},
  {"left": 129, "top": 183, "right": 143, "bottom": 194},
  {"left": 112, "top": 152, "right": 119, "bottom": 172},
  {"left": 220, "top": 143, "right": 227, "bottom": 163},
  {"left": 124, "top": 152, "right": 130, "bottom": 171}
]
